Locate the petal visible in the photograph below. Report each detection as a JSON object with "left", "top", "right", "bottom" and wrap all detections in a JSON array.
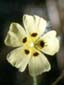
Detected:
[
  {"left": 23, "top": 14, "right": 47, "bottom": 36},
  {"left": 4, "top": 23, "right": 27, "bottom": 47},
  {"left": 28, "top": 50, "right": 51, "bottom": 76},
  {"left": 7, "top": 47, "right": 31, "bottom": 72},
  {"left": 36, "top": 30, "right": 59, "bottom": 55}
]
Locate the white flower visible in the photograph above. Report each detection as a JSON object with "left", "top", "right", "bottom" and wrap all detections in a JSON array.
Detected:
[{"left": 4, "top": 14, "right": 59, "bottom": 76}]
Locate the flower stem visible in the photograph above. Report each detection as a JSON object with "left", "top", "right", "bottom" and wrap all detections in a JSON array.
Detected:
[{"left": 33, "top": 76, "right": 38, "bottom": 85}]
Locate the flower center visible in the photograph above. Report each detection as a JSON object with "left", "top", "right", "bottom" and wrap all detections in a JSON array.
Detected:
[
  {"left": 22, "top": 36, "right": 35, "bottom": 48},
  {"left": 30, "top": 42, "right": 34, "bottom": 47}
]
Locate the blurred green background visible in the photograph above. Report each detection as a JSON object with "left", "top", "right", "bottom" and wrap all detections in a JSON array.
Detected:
[{"left": 0, "top": 0, "right": 64, "bottom": 85}]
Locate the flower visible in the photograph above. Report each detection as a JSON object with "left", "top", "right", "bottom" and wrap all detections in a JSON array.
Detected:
[{"left": 4, "top": 14, "right": 59, "bottom": 76}]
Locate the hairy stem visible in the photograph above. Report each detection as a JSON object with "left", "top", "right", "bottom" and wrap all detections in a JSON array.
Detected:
[{"left": 33, "top": 76, "right": 38, "bottom": 85}]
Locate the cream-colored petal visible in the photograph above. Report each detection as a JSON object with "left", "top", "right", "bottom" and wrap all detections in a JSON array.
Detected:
[
  {"left": 4, "top": 23, "right": 27, "bottom": 47},
  {"left": 28, "top": 50, "right": 51, "bottom": 76},
  {"left": 23, "top": 14, "right": 47, "bottom": 36},
  {"left": 36, "top": 30, "right": 59, "bottom": 55},
  {"left": 7, "top": 47, "right": 31, "bottom": 72}
]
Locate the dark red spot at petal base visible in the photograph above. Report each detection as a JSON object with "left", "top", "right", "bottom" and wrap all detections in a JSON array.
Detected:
[
  {"left": 40, "top": 41, "right": 44, "bottom": 47},
  {"left": 24, "top": 49, "right": 30, "bottom": 54},
  {"left": 33, "top": 52, "right": 39, "bottom": 56},
  {"left": 31, "top": 33, "right": 37, "bottom": 37},
  {"left": 23, "top": 37, "right": 27, "bottom": 43}
]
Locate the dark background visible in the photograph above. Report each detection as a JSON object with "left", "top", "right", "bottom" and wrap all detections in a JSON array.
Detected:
[{"left": 0, "top": 0, "right": 64, "bottom": 85}]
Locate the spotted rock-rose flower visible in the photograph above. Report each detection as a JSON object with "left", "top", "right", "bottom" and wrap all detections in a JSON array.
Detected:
[{"left": 4, "top": 14, "right": 59, "bottom": 76}]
